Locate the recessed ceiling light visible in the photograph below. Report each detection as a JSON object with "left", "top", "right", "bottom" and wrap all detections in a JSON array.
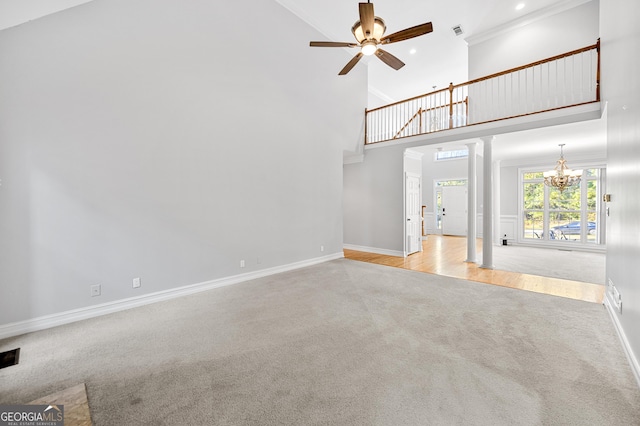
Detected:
[
  {"left": 409, "top": 48, "right": 417, "bottom": 54},
  {"left": 515, "top": 3, "right": 525, "bottom": 10}
]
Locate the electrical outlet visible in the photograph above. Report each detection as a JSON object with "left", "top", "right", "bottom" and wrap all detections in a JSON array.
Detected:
[
  {"left": 257, "top": 257, "right": 261, "bottom": 265},
  {"left": 320, "top": 245, "right": 324, "bottom": 252},
  {"left": 608, "top": 279, "right": 622, "bottom": 313},
  {"left": 613, "top": 286, "right": 622, "bottom": 313},
  {"left": 133, "top": 277, "right": 141, "bottom": 288},
  {"left": 240, "top": 260, "right": 245, "bottom": 268},
  {"left": 91, "top": 284, "right": 101, "bottom": 297}
]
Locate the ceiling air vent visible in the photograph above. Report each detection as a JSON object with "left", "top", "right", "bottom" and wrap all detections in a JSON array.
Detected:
[{"left": 452, "top": 25, "right": 464, "bottom": 36}]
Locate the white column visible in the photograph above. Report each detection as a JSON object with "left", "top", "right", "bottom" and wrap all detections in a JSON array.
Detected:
[
  {"left": 493, "top": 159, "right": 501, "bottom": 246},
  {"left": 481, "top": 136, "right": 494, "bottom": 269},
  {"left": 465, "top": 142, "right": 477, "bottom": 263}
]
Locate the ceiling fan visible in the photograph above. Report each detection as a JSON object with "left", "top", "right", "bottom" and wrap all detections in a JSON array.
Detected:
[{"left": 309, "top": 1, "right": 433, "bottom": 75}]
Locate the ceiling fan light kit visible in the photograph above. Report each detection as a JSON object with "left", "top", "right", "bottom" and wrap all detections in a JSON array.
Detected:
[
  {"left": 309, "top": 1, "right": 433, "bottom": 75},
  {"left": 360, "top": 40, "right": 378, "bottom": 56}
]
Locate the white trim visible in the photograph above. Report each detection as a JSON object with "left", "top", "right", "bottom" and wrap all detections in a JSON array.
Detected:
[
  {"left": 368, "top": 86, "right": 395, "bottom": 104},
  {"left": 364, "top": 102, "right": 601, "bottom": 151},
  {"left": 424, "top": 212, "right": 435, "bottom": 235},
  {"left": 343, "top": 244, "right": 403, "bottom": 258},
  {"left": 517, "top": 163, "right": 607, "bottom": 251},
  {"left": 343, "top": 153, "right": 364, "bottom": 164},
  {"left": 464, "top": 0, "right": 593, "bottom": 46},
  {"left": 274, "top": 0, "right": 340, "bottom": 43},
  {"left": 603, "top": 297, "right": 640, "bottom": 389},
  {"left": 404, "top": 149, "right": 424, "bottom": 161},
  {"left": 0, "top": 253, "right": 343, "bottom": 340},
  {"left": 501, "top": 215, "right": 518, "bottom": 242},
  {"left": 404, "top": 170, "right": 423, "bottom": 257}
]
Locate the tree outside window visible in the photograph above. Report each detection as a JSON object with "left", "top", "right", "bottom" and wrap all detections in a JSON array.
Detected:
[{"left": 521, "top": 168, "right": 602, "bottom": 245}]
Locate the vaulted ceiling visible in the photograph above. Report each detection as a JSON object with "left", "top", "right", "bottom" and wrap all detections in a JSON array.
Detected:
[
  {"left": 0, "top": 0, "right": 92, "bottom": 30},
  {"left": 0, "top": 0, "right": 605, "bottom": 161},
  {"left": 276, "top": 0, "right": 566, "bottom": 104},
  {"left": 1, "top": 0, "right": 579, "bottom": 103}
]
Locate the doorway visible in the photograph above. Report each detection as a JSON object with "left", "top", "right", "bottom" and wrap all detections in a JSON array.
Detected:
[
  {"left": 435, "top": 179, "right": 467, "bottom": 236},
  {"left": 405, "top": 172, "right": 422, "bottom": 256}
]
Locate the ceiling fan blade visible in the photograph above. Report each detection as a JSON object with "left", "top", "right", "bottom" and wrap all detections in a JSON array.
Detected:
[
  {"left": 359, "top": 2, "right": 375, "bottom": 39},
  {"left": 375, "top": 48, "right": 405, "bottom": 70},
  {"left": 339, "top": 52, "right": 364, "bottom": 75},
  {"left": 310, "top": 41, "right": 358, "bottom": 48},
  {"left": 381, "top": 22, "right": 433, "bottom": 44}
]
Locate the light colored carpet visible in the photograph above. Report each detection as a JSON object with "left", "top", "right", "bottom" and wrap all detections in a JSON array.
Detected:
[
  {"left": 1, "top": 259, "right": 637, "bottom": 425},
  {"left": 492, "top": 244, "right": 606, "bottom": 284}
]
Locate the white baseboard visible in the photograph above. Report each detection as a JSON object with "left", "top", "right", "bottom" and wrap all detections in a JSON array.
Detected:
[
  {"left": 343, "top": 153, "right": 364, "bottom": 164},
  {"left": 0, "top": 252, "right": 344, "bottom": 340},
  {"left": 343, "top": 244, "right": 403, "bottom": 257},
  {"left": 603, "top": 297, "right": 640, "bottom": 389}
]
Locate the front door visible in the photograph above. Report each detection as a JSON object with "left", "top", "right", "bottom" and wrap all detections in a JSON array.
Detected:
[
  {"left": 405, "top": 173, "right": 422, "bottom": 255},
  {"left": 442, "top": 185, "right": 467, "bottom": 236}
]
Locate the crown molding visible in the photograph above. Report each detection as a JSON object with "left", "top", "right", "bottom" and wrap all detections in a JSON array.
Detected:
[
  {"left": 368, "top": 85, "right": 395, "bottom": 104},
  {"left": 274, "top": 0, "right": 337, "bottom": 42},
  {"left": 465, "top": 0, "right": 594, "bottom": 46},
  {"left": 404, "top": 149, "right": 424, "bottom": 160}
]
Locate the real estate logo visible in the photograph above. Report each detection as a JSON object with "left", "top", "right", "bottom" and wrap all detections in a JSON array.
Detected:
[{"left": 0, "top": 404, "right": 64, "bottom": 426}]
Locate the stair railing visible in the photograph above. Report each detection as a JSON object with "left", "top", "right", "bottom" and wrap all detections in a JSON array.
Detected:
[{"left": 365, "top": 40, "right": 600, "bottom": 145}]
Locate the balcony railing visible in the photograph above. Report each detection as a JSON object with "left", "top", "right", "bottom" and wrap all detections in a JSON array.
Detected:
[{"left": 365, "top": 40, "right": 600, "bottom": 145}]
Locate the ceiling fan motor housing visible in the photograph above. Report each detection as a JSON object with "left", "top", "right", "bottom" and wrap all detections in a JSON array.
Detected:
[{"left": 352, "top": 17, "right": 386, "bottom": 42}]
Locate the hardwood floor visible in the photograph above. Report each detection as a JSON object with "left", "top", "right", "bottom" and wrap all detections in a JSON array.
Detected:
[
  {"left": 344, "top": 235, "right": 605, "bottom": 304},
  {"left": 29, "top": 383, "right": 93, "bottom": 426}
]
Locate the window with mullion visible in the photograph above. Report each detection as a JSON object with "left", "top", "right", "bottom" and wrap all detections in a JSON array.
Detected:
[{"left": 520, "top": 166, "right": 604, "bottom": 246}]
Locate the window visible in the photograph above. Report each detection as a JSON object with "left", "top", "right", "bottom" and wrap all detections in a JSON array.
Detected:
[
  {"left": 521, "top": 167, "right": 603, "bottom": 246},
  {"left": 435, "top": 148, "right": 468, "bottom": 161}
]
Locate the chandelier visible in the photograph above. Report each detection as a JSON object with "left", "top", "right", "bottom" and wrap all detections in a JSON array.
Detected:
[{"left": 543, "top": 144, "right": 582, "bottom": 192}]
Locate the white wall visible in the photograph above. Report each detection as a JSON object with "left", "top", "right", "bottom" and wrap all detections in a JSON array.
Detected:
[
  {"left": 344, "top": 143, "right": 486, "bottom": 252},
  {"left": 468, "top": 0, "right": 599, "bottom": 80},
  {"left": 0, "top": 0, "right": 367, "bottom": 325},
  {"left": 600, "top": 0, "right": 640, "bottom": 379},
  {"left": 500, "top": 166, "right": 519, "bottom": 216},
  {"left": 344, "top": 144, "right": 405, "bottom": 253}
]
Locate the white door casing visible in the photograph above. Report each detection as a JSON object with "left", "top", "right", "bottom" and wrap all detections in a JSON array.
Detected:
[{"left": 405, "top": 173, "right": 422, "bottom": 255}]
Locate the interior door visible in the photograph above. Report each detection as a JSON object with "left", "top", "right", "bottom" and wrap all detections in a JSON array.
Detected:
[
  {"left": 442, "top": 186, "right": 467, "bottom": 236},
  {"left": 405, "top": 173, "right": 422, "bottom": 255}
]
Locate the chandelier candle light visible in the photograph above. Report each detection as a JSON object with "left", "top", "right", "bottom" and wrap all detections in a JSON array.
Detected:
[{"left": 543, "top": 144, "right": 582, "bottom": 192}]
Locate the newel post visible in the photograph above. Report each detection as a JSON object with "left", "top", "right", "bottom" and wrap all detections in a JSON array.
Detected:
[
  {"left": 364, "top": 108, "right": 368, "bottom": 145},
  {"left": 596, "top": 38, "right": 601, "bottom": 102},
  {"left": 448, "top": 82, "right": 454, "bottom": 129}
]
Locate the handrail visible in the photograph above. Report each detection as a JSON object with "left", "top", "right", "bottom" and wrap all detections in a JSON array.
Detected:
[
  {"left": 393, "top": 108, "right": 422, "bottom": 139},
  {"left": 454, "top": 42, "right": 599, "bottom": 88},
  {"left": 365, "top": 40, "right": 601, "bottom": 145},
  {"left": 367, "top": 87, "right": 450, "bottom": 113}
]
